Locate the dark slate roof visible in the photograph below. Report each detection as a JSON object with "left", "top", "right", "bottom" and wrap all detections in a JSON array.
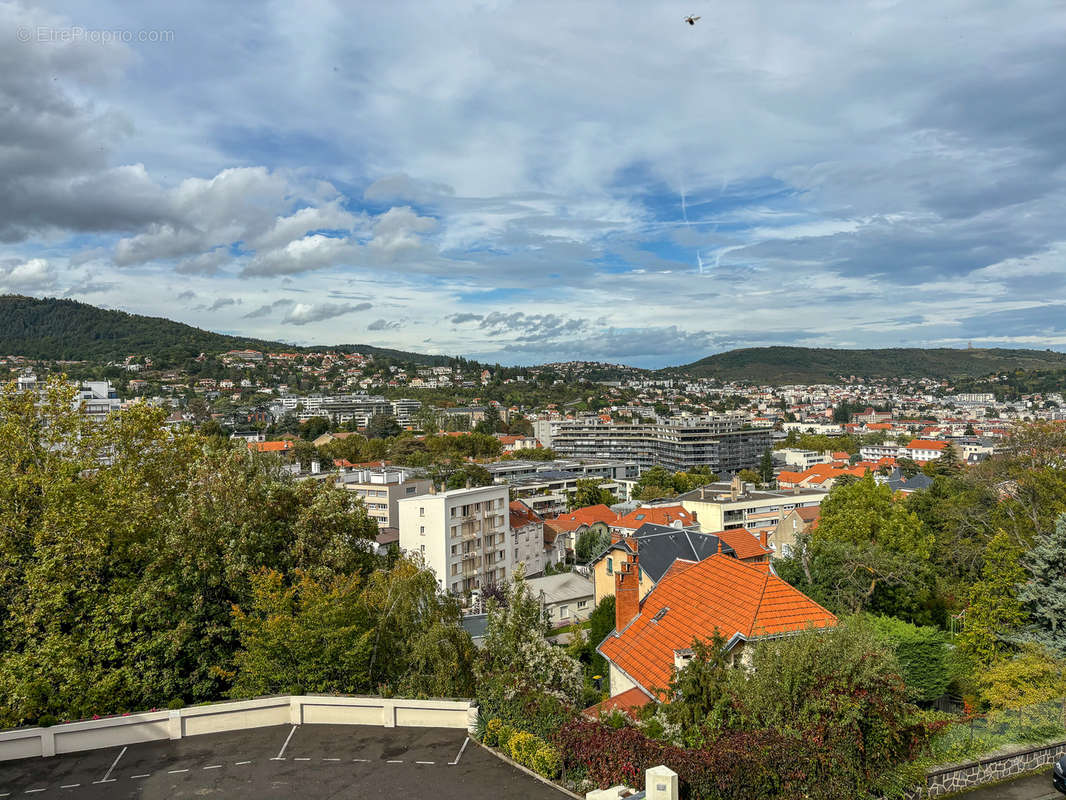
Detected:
[
  {"left": 629, "top": 523, "right": 736, "bottom": 583},
  {"left": 885, "top": 468, "right": 934, "bottom": 493}
]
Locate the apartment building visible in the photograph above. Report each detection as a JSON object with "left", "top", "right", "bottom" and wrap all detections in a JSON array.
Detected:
[
  {"left": 337, "top": 467, "right": 433, "bottom": 529},
  {"left": 276, "top": 393, "right": 392, "bottom": 425},
  {"left": 773, "top": 448, "right": 833, "bottom": 471},
  {"left": 76, "top": 380, "right": 121, "bottom": 422},
  {"left": 549, "top": 417, "right": 771, "bottom": 473},
  {"left": 398, "top": 484, "right": 511, "bottom": 596},
  {"left": 677, "top": 477, "right": 826, "bottom": 536},
  {"left": 390, "top": 398, "right": 423, "bottom": 426}
]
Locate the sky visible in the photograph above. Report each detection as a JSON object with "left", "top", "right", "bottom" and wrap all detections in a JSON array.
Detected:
[{"left": 2, "top": 0, "right": 1066, "bottom": 368}]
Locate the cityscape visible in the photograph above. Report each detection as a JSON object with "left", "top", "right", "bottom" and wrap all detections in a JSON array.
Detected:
[{"left": 3, "top": 1, "right": 1066, "bottom": 798}]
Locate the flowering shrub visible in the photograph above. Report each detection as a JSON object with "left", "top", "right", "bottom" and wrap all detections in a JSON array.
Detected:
[
  {"left": 531, "top": 743, "right": 561, "bottom": 778},
  {"left": 484, "top": 717, "right": 503, "bottom": 746},
  {"left": 497, "top": 723, "right": 516, "bottom": 751},
  {"left": 508, "top": 731, "right": 539, "bottom": 764}
]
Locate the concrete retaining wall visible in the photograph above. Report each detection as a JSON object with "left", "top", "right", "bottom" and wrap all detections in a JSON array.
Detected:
[{"left": 0, "top": 695, "right": 476, "bottom": 763}]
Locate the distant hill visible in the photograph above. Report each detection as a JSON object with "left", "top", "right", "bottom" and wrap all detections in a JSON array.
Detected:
[
  {"left": 670, "top": 346, "right": 1066, "bottom": 383},
  {"left": 0, "top": 296, "right": 454, "bottom": 366}
]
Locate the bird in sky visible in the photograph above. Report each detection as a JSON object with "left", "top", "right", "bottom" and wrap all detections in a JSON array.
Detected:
[{"left": 684, "top": 15, "right": 701, "bottom": 25}]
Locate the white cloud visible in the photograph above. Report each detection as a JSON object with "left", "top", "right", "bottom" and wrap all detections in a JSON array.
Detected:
[{"left": 0, "top": 258, "right": 57, "bottom": 292}]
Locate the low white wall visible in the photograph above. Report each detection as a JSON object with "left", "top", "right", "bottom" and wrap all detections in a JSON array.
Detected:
[{"left": 0, "top": 695, "right": 476, "bottom": 763}]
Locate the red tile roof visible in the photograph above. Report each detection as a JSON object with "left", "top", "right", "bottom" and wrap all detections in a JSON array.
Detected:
[
  {"left": 599, "top": 554, "right": 836, "bottom": 697},
  {"left": 907, "top": 439, "right": 948, "bottom": 450},
  {"left": 509, "top": 500, "right": 542, "bottom": 528},
  {"left": 615, "top": 505, "right": 694, "bottom": 530},
  {"left": 712, "top": 528, "right": 771, "bottom": 561},
  {"left": 249, "top": 440, "right": 293, "bottom": 452},
  {"left": 546, "top": 504, "right": 618, "bottom": 532},
  {"left": 582, "top": 686, "right": 653, "bottom": 719}
]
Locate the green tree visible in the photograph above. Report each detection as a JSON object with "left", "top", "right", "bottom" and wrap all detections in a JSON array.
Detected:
[
  {"left": 299, "top": 415, "right": 331, "bottom": 440},
  {"left": 957, "top": 530, "right": 1026, "bottom": 667},
  {"left": 574, "top": 526, "right": 612, "bottom": 564},
  {"left": 1017, "top": 513, "right": 1066, "bottom": 657},
  {"left": 663, "top": 632, "right": 737, "bottom": 743},
  {"left": 569, "top": 479, "right": 617, "bottom": 511},
  {"left": 365, "top": 413, "right": 402, "bottom": 439},
  {"left": 737, "top": 469, "right": 761, "bottom": 486},
  {"left": 758, "top": 449, "right": 775, "bottom": 484},
  {"left": 868, "top": 615, "right": 950, "bottom": 703}
]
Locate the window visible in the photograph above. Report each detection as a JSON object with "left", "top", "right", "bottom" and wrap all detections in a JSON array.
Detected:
[
  {"left": 782, "top": 543, "right": 793, "bottom": 557},
  {"left": 559, "top": 604, "right": 569, "bottom": 618},
  {"left": 577, "top": 600, "right": 588, "bottom": 609},
  {"left": 406, "top": 486, "right": 416, "bottom": 495},
  {"left": 419, "top": 507, "right": 425, "bottom": 517},
  {"left": 419, "top": 526, "right": 425, "bottom": 535},
  {"left": 606, "top": 557, "right": 613, "bottom": 575},
  {"left": 420, "top": 544, "right": 425, "bottom": 553},
  {"left": 451, "top": 545, "right": 457, "bottom": 555}
]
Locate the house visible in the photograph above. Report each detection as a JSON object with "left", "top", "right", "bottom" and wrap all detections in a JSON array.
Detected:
[
  {"left": 510, "top": 501, "right": 549, "bottom": 575},
  {"left": 776, "top": 463, "right": 868, "bottom": 490},
  {"left": 905, "top": 439, "right": 951, "bottom": 462},
  {"left": 527, "top": 572, "right": 596, "bottom": 628},
  {"left": 612, "top": 505, "right": 697, "bottom": 534},
  {"left": 771, "top": 506, "right": 822, "bottom": 558},
  {"left": 248, "top": 440, "right": 294, "bottom": 453},
  {"left": 880, "top": 468, "right": 934, "bottom": 495},
  {"left": 678, "top": 479, "right": 826, "bottom": 536},
  {"left": 544, "top": 504, "right": 618, "bottom": 562},
  {"left": 313, "top": 431, "right": 361, "bottom": 448},
  {"left": 590, "top": 524, "right": 768, "bottom": 605},
  {"left": 596, "top": 550, "right": 836, "bottom": 708}
]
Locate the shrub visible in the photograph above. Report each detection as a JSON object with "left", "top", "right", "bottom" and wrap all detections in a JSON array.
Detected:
[
  {"left": 37, "top": 714, "right": 58, "bottom": 727},
  {"left": 508, "top": 730, "right": 540, "bottom": 765},
  {"left": 497, "top": 724, "right": 515, "bottom": 751},
  {"left": 166, "top": 698, "right": 185, "bottom": 710},
  {"left": 531, "top": 743, "right": 561, "bottom": 778},
  {"left": 484, "top": 717, "right": 502, "bottom": 746},
  {"left": 870, "top": 615, "right": 950, "bottom": 703}
]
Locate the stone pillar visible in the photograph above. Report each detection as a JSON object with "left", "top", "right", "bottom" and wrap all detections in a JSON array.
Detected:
[{"left": 645, "top": 765, "right": 679, "bottom": 800}]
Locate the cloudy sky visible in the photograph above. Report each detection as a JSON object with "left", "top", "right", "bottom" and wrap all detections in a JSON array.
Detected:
[{"left": 3, "top": 0, "right": 1065, "bottom": 367}]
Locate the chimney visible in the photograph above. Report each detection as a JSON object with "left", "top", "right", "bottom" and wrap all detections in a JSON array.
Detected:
[
  {"left": 758, "top": 529, "right": 769, "bottom": 549},
  {"left": 717, "top": 537, "right": 723, "bottom": 555},
  {"left": 615, "top": 554, "right": 640, "bottom": 632}
]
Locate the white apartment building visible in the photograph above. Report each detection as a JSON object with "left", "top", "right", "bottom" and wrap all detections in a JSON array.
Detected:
[
  {"left": 398, "top": 484, "right": 511, "bottom": 596},
  {"left": 678, "top": 478, "right": 827, "bottom": 533},
  {"left": 774, "top": 449, "right": 833, "bottom": 471},
  {"left": 338, "top": 467, "right": 433, "bottom": 529},
  {"left": 76, "top": 381, "right": 121, "bottom": 422}
]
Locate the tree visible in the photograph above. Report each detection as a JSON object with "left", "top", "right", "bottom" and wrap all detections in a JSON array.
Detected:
[
  {"left": 957, "top": 530, "right": 1026, "bottom": 667},
  {"left": 976, "top": 644, "right": 1066, "bottom": 713},
  {"left": 0, "top": 377, "right": 380, "bottom": 726},
  {"left": 796, "top": 475, "right": 935, "bottom": 617},
  {"left": 1017, "top": 513, "right": 1066, "bottom": 657},
  {"left": 868, "top": 616, "right": 950, "bottom": 703},
  {"left": 758, "top": 450, "right": 774, "bottom": 484},
  {"left": 574, "top": 526, "right": 612, "bottom": 564},
  {"left": 569, "top": 479, "right": 617, "bottom": 511},
  {"left": 664, "top": 632, "right": 737, "bottom": 741},
  {"left": 229, "top": 559, "right": 476, "bottom": 699},
  {"left": 737, "top": 469, "right": 760, "bottom": 486},
  {"left": 365, "top": 414, "right": 401, "bottom": 440},
  {"left": 299, "top": 415, "right": 331, "bottom": 440}
]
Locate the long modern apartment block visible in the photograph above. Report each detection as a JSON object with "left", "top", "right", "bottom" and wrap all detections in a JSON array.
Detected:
[{"left": 549, "top": 417, "right": 772, "bottom": 474}]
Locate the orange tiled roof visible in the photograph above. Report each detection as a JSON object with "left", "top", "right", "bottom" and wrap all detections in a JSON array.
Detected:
[
  {"left": 249, "top": 440, "right": 293, "bottom": 452},
  {"left": 615, "top": 505, "right": 694, "bottom": 530},
  {"left": 712, "top": 528, "right": 771, "bottom": 561},
  {"left": 582, "top": 686, "right": 653, "bottom": 719},
  {"left": 546, "top": 504, "right": 619, "bottom": 532},
  {"left": 599, "top": 554, "right": 836, "bottom": 697},
  {"left": 907, "top": 439, "right": 948, "bottom": 450},
  {"left": 509, "top": 500, "right": 542, "bottom": 528}
]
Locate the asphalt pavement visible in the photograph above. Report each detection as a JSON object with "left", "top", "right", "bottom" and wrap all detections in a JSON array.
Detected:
[
  {"left": 953, "top": 769, "right": 1060, "bottom": 800},
  {"left": 0, "top": 724, "right": 570, "bottom": 799}
]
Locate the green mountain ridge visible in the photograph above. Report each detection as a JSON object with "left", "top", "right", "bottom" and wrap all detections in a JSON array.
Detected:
[
  {"left": 0, "top": 295, "right": 454, "bottom": 366},
  {"left": 670, "top": 346, "right": 1066, "bottom": 383}
]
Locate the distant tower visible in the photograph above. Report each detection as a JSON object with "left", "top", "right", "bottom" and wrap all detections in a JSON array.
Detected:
[{"left": 967, "top": 341, "right": 974, "bottom": 350}]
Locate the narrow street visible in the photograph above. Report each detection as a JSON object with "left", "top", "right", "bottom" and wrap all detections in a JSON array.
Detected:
[{"left": 954, "top": 770, "right": 1059, "bottom": 800}]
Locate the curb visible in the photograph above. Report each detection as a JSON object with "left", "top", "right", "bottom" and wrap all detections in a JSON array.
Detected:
[{"left": 473, "top": 738, "right": 584, "bottom": 799}]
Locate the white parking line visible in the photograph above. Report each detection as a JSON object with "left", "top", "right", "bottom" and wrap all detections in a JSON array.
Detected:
[
  {"left": 168, "top": 769, "right": 189, "bottom": 774},
  {"left": 131, "top": 774, "right": 151, "bottom": 779},
  {"left": 235, "top": 760, "right": 252, "bottom": 765},
  {"left": 24, "top": 790, "right": 46, "bottom": 795},
  {"left": 93, "top": 745, "right": 127, "bottom": 784},
  {"left": 449, "top": 737, "right": 470, "bottom": 766},
  {"left": 272, "top": 725, "right": 297, "bottom": 761},
  {"left": 416, "top": 761, "right": 435, "bottom": 765},
  {"left": 294, "top": 757, "right": 310, "bottom": 762},
  {"left": 386, "top": 760, "right": 404, "bottom": 763},
  {"left": 353, "top": 758, "right": 370, "bottom": 762},
  {"left": 60, "top": 785, "right": 81, "bottom": 790},
  {"left": 322, "top": 758, "right": 340, "bottom": 762},
  {"left": 203, "top": 764, "right": 222, "bottom": 770}
]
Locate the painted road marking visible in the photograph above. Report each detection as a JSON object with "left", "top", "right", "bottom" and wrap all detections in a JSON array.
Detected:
[
  {"left": 24, "top": 790, "right": 46, "bottom": 795},
  {"left": 272, "top": 725, "right": 297, "bottom": 761},
  {"left": 449, "top": 737, "right": 470, "bottom": 766},
  {"left": 168, "top": 769, "right": 189, "bottom": 774},
  {"left": 60, "top": 785, "right": 81, "bottom": 789},
  {"left": 294, "top": 757, "right": 310, "bottom": 762},
  {"left": 131, "top": 774, "right": 151, "bottom": 779},
  {"left": 353, "top": 758, "right": 370, "bottom": 762},
  {"left": 203, "top": 764, "right": 222, "bottom": 770},
  {"left": 235, "top": 761, "right": 252, "bottom": 765},
  {"left": 386, "top": 760, "right": 404, "bottom": 763},
  {"left": 93, "top": 745, "right": 127, "bottom": 784},
  {"left": 322, "top": 758, "right": 340, "bottom": 762},
  {"left": 416, "top": 761, "right": 435, "bottom": 765}
]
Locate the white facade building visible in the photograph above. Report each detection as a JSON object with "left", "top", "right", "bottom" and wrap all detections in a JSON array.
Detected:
[{"left": 398, "top": 484, "right": 511, "bottom": 596}]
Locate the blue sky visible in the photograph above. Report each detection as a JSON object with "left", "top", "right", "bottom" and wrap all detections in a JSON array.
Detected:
[{"left": 2, "top": 0, "right": 1065, "bottom": 367}]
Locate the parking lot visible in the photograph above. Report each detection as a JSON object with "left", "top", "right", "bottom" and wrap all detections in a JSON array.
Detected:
[{"left": 0, "top": 724, "right": 569, "bottom": 799}]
